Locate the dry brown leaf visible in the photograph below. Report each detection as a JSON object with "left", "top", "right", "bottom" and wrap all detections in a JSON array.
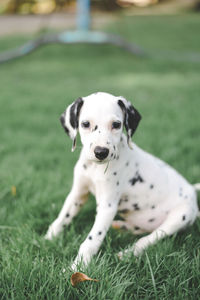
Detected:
[
  {"left": 70, "top": 272, "right": 99, "bottom": 287},
  {"left": 11, "top": 186, "right": 16, "bottom": 196}
]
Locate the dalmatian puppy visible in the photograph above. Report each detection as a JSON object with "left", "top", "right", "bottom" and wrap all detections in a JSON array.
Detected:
[{"left": 45, "top": 92, "right": 200, "bottom": 270}]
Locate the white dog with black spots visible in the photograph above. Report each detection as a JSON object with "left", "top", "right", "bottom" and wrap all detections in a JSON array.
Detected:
[{"left": 45, "top": 92, "right": 200, "bottom": 271}]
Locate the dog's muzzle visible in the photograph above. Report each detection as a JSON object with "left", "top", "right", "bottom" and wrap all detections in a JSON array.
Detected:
[{"left": 94, "top": 146, "right": 109, "bottom": 161}]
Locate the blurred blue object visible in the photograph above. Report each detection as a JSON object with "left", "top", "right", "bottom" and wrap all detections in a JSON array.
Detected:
[
  {"left": 77, "top": 0, "right": 90, "bottom": 31},
  {"left": 0, "top": 0, "right": 145, "bottom": 63}
]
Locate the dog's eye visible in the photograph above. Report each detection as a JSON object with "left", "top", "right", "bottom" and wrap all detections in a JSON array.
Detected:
[
  {"left": 81, "top": 121, "right": 90, "bottom": 128},
  {"left": 112, "top": 121, "right": 121, "bottom": 129}
]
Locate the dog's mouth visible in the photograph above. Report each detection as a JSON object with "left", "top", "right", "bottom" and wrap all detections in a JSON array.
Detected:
[
  {"left": 94, "top": 158, "right": 109, "bottom": 164},
  {"left": 93, "top": 154, "right": 117, "bottom": 164}
]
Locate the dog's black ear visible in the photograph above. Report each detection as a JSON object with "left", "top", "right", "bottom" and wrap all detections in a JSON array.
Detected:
[
  {"left": 118, "top": 98, "right": 141, "bottom": 148},
  {"left": 60, "top": 97, "right": 84, "bottom": 151}
]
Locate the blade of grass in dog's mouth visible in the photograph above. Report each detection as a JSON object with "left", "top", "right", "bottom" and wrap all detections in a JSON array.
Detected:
[{"left": 104, "top": 162, "right": 109, "bottom": 173}]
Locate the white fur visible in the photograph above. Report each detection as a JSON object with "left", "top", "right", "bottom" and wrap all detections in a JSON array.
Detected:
[{"left": 45, "top": 92, "right": 199, "bottom": 271}]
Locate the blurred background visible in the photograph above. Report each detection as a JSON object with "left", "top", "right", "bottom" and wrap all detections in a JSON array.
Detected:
[
  {"left": 0, "top": 0, "right": 199, "bottom": 36},
  {"left": 0, "top": 0, "right": 200, "bottom": 14},
  {"left": 0, "top": 1, "right": 200, "bottom": 299}
]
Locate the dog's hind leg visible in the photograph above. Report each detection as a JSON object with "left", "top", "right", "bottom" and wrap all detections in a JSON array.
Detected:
[
  {"left": 119, "top": 201, "right": 198, "bottom": 259},
  {"left": 133, "top": 202, "right": 198, "bottom": 256}
]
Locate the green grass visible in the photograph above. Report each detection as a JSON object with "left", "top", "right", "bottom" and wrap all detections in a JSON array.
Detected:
[{"left": 0, "top": 13, "right": 200, "bottom": 299}]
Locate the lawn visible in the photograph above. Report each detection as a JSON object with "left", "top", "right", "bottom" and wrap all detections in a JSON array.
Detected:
[{"left": 0, "top": 13, "right": 200, "bottom": 300}]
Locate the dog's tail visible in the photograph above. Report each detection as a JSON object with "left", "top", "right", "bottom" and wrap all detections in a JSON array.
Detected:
[
  {"left": 193, "top": 183, "right": 200, "bottom": 191},
  {"left": 193, "top": 183, "right": 200, "bottom": 218}
]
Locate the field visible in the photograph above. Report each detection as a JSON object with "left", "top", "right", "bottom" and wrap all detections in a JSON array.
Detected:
[{"left": 0, "top": 13, "right": 200, "bottom": 299}]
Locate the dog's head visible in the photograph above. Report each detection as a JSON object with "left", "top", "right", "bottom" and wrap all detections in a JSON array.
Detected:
[{"left": 60, "top": 92, "right": 141, "bottom": 163}]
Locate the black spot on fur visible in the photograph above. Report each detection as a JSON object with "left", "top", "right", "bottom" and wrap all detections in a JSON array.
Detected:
[
  {"left": 148, "top": 218, "right": 155, "bottom": 222},
  {"left": 108, "top": 203, "right": 112, "bottom": 207},
  {"left": 70, "top": 97, "right": 83, "bottom": 129},
  {"left": 83, "top": 164, "right": 87, "bottom": 169},
  {"left": 111, "top": 153, "right": 113, "bottom": 157},
  {"left": 133, "top": 203, "right": 140, "bottom": 210},
  {"left": 116, "top": 181, "right": 119, "bottom": 186},
  {"left": 107, "top": 141, "right": 110, "bottom": 145},
  {"left": 151, "top": 205, "right": 156, "bottom": 209},
  {"left": 64, "top": 126, "right": 70, "bottom": 135},
  {"left": 126, "top": 104, "right": 141, "bottom": 137},
  {"left": 113, "top": 145, "right": 116, "bottom": 150},
  {"left": 150, "top": 184, "right": 154, "bottom": 189},
  {"left": 92, "top": 125, "right": 98, "bottom": 132},
  {"left": 118, "top": 99, "right": 142, "bottom": 138},
  {"left": 60, "top": 113, "right": 65, "bottom": 127},
  {"left": 88, "top": 236, "right": 92, "bottom": 240},
  {"left": 113, "top": 172, "right": 117, "bottom": 176},
  {"left": 60, "top": 112, "right": 70, "bottom": 136},
  {"left": 124, "top": 198, "right": 128, "bottom": 202},
  {"left": 118, "top": 209, "right": 130, "bottom": 214},
  {"left": 126, "top": 162, "right": 129, "bottom": 167},
  {"left": 129, "top": 172, "right": 144, "bottom": 186},
  {"left": 63, "top": 125, "right": 70, "bottom": 135},
  {"left": 66, "top": 213, "right": 70, "bottom": 218},
  {"left": 98, "top": 231, "right": 102, "bottom": 235},
  {"left": 116, "top": 155, "right": 119, "bottom": 160},
  {"left": 182, "top": 215, "right": 186, "bottom": 221},
  {"left": 134, "top": 226, "right": 140, "bottom": 230}
]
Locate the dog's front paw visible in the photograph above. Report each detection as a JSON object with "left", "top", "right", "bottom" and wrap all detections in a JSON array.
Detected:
[
  {"left": 70, "top": 249, "right": 92, "bottom": 272},
  {"left": 70, "top": 260, "right": 79, "bottom": 272},
  {"left": 44, "top": 218, "right": 63, "bottom": 240},
  {"left": 70, "top": 256, "right": 87, "bottom": 272}
]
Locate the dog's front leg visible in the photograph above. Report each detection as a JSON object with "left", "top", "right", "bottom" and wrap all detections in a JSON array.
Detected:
[
  {"left": 45, "top": 163, "right": 89, "bottom": 240},
  {"left": 71, "top": 197, "right": 119, "bottom": 271}
]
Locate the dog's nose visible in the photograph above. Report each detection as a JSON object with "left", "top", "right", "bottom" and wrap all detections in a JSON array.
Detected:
[{"left": 94, "top": 146, "right": 109, "bottom": 160}]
